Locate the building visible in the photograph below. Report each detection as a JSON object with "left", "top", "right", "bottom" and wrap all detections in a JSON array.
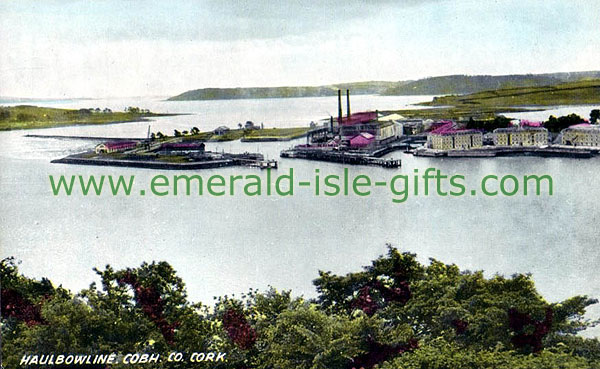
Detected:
[
  {"left": 560, "top": 124, "right": 600, "bottom": 147},
  {"left": 427, "top": 130, "right": 483, "bottom": 150},
  {"left": 378, "top": 113, "right": 405, "bottom": 138},
  {"left": 493, "top": 127, "right": 548, "bottom": 147},
  {"left": 399, "top": 119, "right": 425, "bottom": 135},
  {"left": 213, "top": 126, "right": 230, "bottom": 136},
  {"left": 95, "top": 141, "right": 138, "bottom": 154},
  {"left": 349, "top": 132, "right": 375, "bottom": 148},
  {"left": 339, "top": 111, "right": 401, "bottom": 144},
  {"left": 159, "top": 142, "right": 206, "bottom": 155}
]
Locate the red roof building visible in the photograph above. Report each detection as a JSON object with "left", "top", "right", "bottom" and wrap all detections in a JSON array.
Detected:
[{"left": 95, "top": 141, "right": 138, "bottom": 154}]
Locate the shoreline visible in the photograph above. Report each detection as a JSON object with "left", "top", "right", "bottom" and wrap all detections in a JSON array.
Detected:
[
  {"left": 51, "top": 151, "right": 272, "bottom": 170},
  {"left": 0, "top": 113, "right": 184, "bottom": 132},
  {"left": 414, "top": 145, "right": 599, "bottom": 158}
]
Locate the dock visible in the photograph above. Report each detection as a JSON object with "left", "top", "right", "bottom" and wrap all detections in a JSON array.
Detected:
[
  {"left": 280, "top": 148, "right": 400, "bottom": 168},
  {"left": 414, "top": 146, "right": 599, "bottom": 158}
]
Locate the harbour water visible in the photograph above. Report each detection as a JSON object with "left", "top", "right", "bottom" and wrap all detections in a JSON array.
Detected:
[{"left": 1, "top": 96, "right": 599, "bottom": 336}]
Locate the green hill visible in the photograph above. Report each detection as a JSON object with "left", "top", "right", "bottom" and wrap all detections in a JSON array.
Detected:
[
  {"left": 423, "top": 79, "right": 600, "bottom": 107},
  {"left": 167, "top": 71, "right": 600, "bottom": 101},
  {"left": 167, "top": 81, "right": 399, "bottom": 101},
  {"left": 390, "top": 79, "right": 600, "bottom": 120},
  {"left": 382, "top": 71, "right": 600, "bottom": 95}
]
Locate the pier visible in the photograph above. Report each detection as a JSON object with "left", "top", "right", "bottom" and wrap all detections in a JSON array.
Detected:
[
  {"left": 414, "top": 145, "right": 599, "bottom": 158},
  {"left": 280, "top": 148, "right": 400, "bottom": 168}
]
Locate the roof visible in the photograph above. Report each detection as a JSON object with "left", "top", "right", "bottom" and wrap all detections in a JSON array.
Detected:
[
  {"left": 520, "top": 119, "right": 543, "bottom": 127},
  {"left": 430, "top": 121, "right": 455, "bottom": 134},
  {"left": 565, "top": 123, "right": 600, "bottom": 131},
  {"left": 102, "top": 141, "right": 137, "bottom": 149},
  {"left": 338, "top": 111, "right": 377, "bottom": 125},
  {"left": 349, "top": 133, "right": 375, "bottom": 147},
  {"left": 494, "top": 126, "right": 547, "bottom": 133},
  {"left": 432, "top": 129, "right": 481, "bottom": 136},
  {"left": 161, "top": 143, "right": 205, "bottom": 149},
  {"left": 378, "top": 113, "right": 405, "bottom": 121},
  {"left": 429, "top": 121, "right": 481, "bottom": 136}
]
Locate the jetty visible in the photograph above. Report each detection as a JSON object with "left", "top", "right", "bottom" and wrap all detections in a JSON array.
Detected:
[
  {"left": 280, "top": 147, "right": 400, "bottom": 168},
  {"left": 414, "top": 145, "right": 599, "bottom": 158},
  {"left": 25, "top": 134, "right": 144, "bottom": 141}
]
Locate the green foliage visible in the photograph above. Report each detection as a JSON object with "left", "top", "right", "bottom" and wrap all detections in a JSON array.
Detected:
[
  {"left": 544, "top": 114, "right": 585, "bottom": 133},
  {"left": 466, "top": 115, "right": 512, "bottom": 132},
  {"left": 590, "top": 109, "right": 599, "bottom": 124},
  {"left": 381, "top": 339, "right": 600, "bottom": 369},
  {"left": 2, "top": 248, "right": 600, "bottom": 369},
  {"left": 0, "top": 105, "right": 163, "bottom": 130}
]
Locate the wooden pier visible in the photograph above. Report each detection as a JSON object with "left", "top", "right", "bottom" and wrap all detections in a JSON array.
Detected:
[{"left": 280, "top": 148, "right": 400, "bottom": 168}]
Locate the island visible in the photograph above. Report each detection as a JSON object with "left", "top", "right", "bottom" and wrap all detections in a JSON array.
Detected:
[{"left": 0, "top": 105, "right": 178, "bottom": 131}]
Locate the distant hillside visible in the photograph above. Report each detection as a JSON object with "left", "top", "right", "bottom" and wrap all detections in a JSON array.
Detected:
[
  {"left": 422, "top": 79, "right": 600, "bottom": 107},
  {"left": 381, "top": 71, "right": 600, "bottom": 95},
  {"left": 168, "top": 71, "right": 600, "bottom": 101},
  {"left": 167, "top": 81, "right": 399, "bottom": 101}
]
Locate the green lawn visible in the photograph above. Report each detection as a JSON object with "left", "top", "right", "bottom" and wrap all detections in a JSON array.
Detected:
[{"left": 181, "top": 127, "right": 309, "bottom": 142}]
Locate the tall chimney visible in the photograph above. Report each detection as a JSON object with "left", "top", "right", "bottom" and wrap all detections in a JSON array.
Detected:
[
  {"left": 338, "top": 90, "right": 343, "bottom": 125},
  {"left": 330, "top": 116, "right": 334, "bottom": 133},
  {"left": 346, "top": 89, "right": 351, "bottom": 118}
]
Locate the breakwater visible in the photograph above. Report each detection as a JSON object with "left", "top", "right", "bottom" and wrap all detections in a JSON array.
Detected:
[{"left": 414, "top": 146, "right": 599, "bottom": 158}]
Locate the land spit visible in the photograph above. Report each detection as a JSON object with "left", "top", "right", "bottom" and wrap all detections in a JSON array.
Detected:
[{"left": 52, "top": 151, "right": 277, "bottom": 170}]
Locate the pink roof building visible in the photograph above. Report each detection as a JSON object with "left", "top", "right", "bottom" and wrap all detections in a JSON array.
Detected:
[
  {"left": 338, "top": 111, "right": 377, "bottom": 125},
  {"left": 349, "top": 132, "right": 375, "bottom": 147},
  {"left": 95, "top": 141, "right": 138, "bottom": 154}
]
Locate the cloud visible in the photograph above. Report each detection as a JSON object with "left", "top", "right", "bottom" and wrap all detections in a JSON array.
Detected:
[{"left": 0, "top": 0, "right": 445, "bottom": 43}]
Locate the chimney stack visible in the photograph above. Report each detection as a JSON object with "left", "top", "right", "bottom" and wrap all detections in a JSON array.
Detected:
[
  {"left": 346, "top": 89, "right": 351, "bottom": 118},
  {"left": 338, "top": 90, "right": 343, "bottom": 125}
]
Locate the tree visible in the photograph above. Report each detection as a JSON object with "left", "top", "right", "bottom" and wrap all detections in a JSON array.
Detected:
[
  {"left": 191, "top": 127, "right": 200, "bottom": 135},
  {"left": 126, "top": 106, "right": 141, "bottom": 114},
  {"left": 0, "top": 109, "right": 11, "bottom": 120},
  {"left": 591, "top": 109, "right": 600, "bottom": 124},
  {"left": 173, "top": 130, "right": 181, "bottom": 137},
  {"left": 544, "top": 114, "right": 585, "bottom": 133},
  {"left": 314, "top": 246, "right": 597, "bottom": 355},
  {"left": 2, "top": 249, "right": 599, "bottom": 369}
]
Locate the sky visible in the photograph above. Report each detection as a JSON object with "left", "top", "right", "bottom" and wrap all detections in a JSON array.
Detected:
[{"left": 1, "top": 0, "right": 599, "bottom": 98}]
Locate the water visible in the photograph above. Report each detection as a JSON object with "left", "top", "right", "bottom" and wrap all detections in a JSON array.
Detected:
[{"left": 1, "top": 96, "right": 599, "bottom": 337}]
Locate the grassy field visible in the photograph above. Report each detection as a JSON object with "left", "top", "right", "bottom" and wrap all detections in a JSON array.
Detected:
[
  {"left": 390, "top": 79, "right": 600, "bottom": 120},
  {"left": 182, "top": 127, "right": 309, "bottom": 142},
  {"left": 423, "top": 79, "right": 600, "bottom": 107},
  {"left": 0, "top": 105, "right": 172, "bottom": 130}
]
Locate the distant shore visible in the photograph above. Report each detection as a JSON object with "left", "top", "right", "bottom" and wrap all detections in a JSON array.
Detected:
[{"left": 0, "top": 105, "right": 180, "bottom": 131}]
